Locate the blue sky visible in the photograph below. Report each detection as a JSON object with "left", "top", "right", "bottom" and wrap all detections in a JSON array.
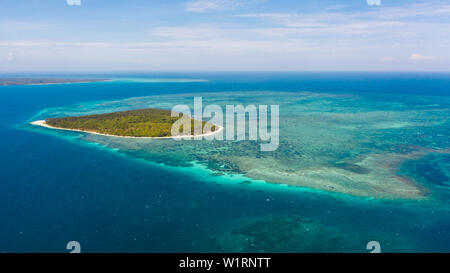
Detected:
[{"left": 0, "top": 0, "right": 449, "bottom": 71}]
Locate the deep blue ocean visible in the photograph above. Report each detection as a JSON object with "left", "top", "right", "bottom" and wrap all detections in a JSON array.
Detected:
[{"left": 1, "top": 72, "right": 450, "bottom": 253}]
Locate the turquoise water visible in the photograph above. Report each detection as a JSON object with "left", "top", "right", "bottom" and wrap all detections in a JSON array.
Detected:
[{"left": 1, "top": 72, "right": 450, "bottom": 252}]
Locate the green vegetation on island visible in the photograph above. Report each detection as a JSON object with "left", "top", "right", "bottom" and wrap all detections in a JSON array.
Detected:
[
  {"left": 0, "top": 78, "right": 110, "bottom": 86},
  {"left": 45, "top": 108, "right": 217, "bottom": 137}
]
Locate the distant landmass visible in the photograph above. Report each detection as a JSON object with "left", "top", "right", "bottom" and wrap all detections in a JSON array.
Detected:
[
  {"left": 32, "top": 108, "right": 220, "bottom": 138},
  {"left": 0, "top": 78, "right": 111, "bottom": 86}
]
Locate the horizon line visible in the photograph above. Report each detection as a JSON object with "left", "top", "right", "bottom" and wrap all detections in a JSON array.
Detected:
[{"left": 1, "top": 70, "right": 450, "bottom": 75}]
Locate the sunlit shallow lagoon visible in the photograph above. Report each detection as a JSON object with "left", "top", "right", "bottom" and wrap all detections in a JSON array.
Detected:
[{"left": 2, "top": 72, "right": 450, "bottom": 252}]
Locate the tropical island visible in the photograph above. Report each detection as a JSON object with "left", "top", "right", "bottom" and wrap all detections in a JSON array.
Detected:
[
  {"left": 31, "top": 108, "right": 221, "bottom": 138},
  {"left": 0, "top": 78, "right": 111, "bottom": 86}
]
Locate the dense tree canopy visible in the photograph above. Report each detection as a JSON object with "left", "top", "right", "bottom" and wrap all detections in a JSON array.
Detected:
[{"left": 46, "top": 108, "right": 216, "bottom": 137}]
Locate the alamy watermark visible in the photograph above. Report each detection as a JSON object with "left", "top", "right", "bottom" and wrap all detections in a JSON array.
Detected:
[
  {"left": 66, "top": 241, "right": 81, "bottom": 253},
  {"left": 171, "top": 97, "right": 279, "bottom": 151}
]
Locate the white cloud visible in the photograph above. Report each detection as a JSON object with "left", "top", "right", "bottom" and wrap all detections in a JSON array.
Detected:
[
  {"left": 410, "top": 53, "right": 437, "bottom": 61},
  {"left": 370, "top": 4, "right": 450, "bottom": 20},
  {"left": 240, "top": 3, "right": 450, "bottom": 26},
  {"left": 66, "top": 0, "right": 81, "bottom": 6},
  {"left": 0, "top": 38, "right": 314, "bottom": 53},
  {"left": 2, "top": 2, "right": 450, "bottom": 71},
  {"left": 186, "top": 0, "right": 235, "bottom": 12},
  {"left": 185, "top": 0, "right": 264, "bottom": 13},
  {"left": 151, "top": 26, "right": 225, "bottom": 39},
  {"left": 366, "top": 0, "right": 381, "bottom": 6},
  {"left": 238, "top": 12, "right": 406, "bottom": 36}
]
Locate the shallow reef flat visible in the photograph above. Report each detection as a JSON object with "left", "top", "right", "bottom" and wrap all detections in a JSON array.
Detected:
[{"left": 30, "top": 91, "right": 450, "bottom": 200}]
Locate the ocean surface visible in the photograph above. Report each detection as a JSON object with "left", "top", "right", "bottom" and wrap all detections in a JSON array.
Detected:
[{"left": 1, "top": 72, "right": 450, "bottom": 253}]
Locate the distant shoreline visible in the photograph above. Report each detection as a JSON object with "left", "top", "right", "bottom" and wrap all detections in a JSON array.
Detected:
[
  {"left": 0, "top": 79, "right": 113, "bottom": 86},
  {"left": 30, "top": 120, "right": 224, "bottom": 139}
]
